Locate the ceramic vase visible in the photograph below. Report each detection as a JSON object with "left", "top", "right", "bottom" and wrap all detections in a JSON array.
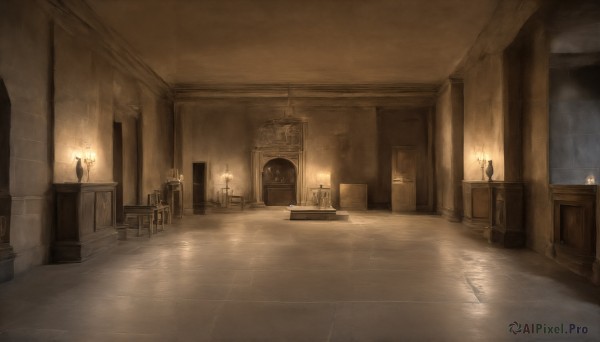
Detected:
[
  {"left": 486, "top": 160, "right": 494, "bottom": 181},
  {"left": 75, "top": 158, "right": 84, "bottom": 183}
]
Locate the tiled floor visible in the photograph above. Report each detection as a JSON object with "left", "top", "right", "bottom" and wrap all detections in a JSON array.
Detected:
[{"left": 1, "top": 209, "right": 599, "bottom": 341}]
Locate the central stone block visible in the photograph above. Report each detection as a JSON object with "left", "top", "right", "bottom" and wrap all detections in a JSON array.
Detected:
[{"left": 288, "top": 206, "right": 338, "bottom": 220}]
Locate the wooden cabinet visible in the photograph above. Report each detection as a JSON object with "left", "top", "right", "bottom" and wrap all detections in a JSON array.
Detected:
[
  {"left": 550, "top": 185, "right": 598, "bottom": 279},
  {"left": 53, "top": 182, "right": 117, "bottom": 262},
  {"left": 462, "top": 181, "right": 490, "bottom": 228},
  {"left": 391, "top": 146, "right": 416, "bottom": 212},
  {"left": 463, "top": 181, "right": 524, "bottom": 247}
]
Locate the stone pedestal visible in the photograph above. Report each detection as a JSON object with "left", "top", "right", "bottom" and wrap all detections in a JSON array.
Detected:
[
  {"left": 53, "top": 182, "right": 117, "bottom": 263},
  {"left": 392, "top": 182, "right": 416, "bottom": 212},
  {"left": 340, "top": 184, "right": 368, "bottom": 210},
  {"left": 288, "top": 206, "right": 338, "bottom": 220}
]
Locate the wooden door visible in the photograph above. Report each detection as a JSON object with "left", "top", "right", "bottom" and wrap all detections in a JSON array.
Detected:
[{"left": 391, "top": 146, "right": 417, "bottom": 212}]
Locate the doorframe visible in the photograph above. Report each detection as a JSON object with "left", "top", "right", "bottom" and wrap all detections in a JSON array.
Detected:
[
  {"left": 192, "top": 161, "right": 208, "bottom": 214},
  {"left": 113, "top": 121, "right": 124, "bottom": 223}
]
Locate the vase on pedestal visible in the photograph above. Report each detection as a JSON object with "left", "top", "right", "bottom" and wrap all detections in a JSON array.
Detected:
[
  {"left": 75, "top": 158, "right": 84, "bottom": 183},
  {"left": 486, "top": 160, "right": 494, "bottom": 181}
]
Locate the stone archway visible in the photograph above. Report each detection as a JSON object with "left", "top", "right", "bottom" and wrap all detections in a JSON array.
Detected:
[
  {"left": 262, "top": 158, "right": 297, "bottom": 206},
  {"left": 250, "top": 117, "right": 307, "bottom": 206}
]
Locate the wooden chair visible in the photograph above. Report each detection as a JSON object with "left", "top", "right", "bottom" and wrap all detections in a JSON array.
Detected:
[
  {"left": 147, "top": 191, "right": 168, "bottom": 232},
  {"left": 229, "top": 191, "right": 245, "bottom": 210},
  {"left": 155, "top": 190, "right": 172, "bottom": 224}
]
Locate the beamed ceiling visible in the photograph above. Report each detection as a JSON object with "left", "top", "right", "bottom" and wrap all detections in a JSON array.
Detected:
[{"left": 86, "top": 0, "right": 500, "bottom": 87}]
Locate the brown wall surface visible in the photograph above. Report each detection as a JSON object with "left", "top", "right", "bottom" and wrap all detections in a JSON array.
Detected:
[
  {"left": 435, "top": 80, "right": 464, "bottom": 220},
  {"left": 0, "top": 0, "right": 173, "bottom": 275},
  {"left": 376, "top": 107, "right": 431, "bottom": 208},
  {"left": 0, "top": 0, "right": 53, "bottom": 272},
  {"left": 515, "top": 18, "right": 552, "bottom": 254},
  {"left": 463, "top": 53, "right": 506, "bottom": 181},
  {"left": 176, "top": 101, "right": 432, "bottom": 210},
  {"left": 53, "top": 26, "right": 173, "bottom": 204}
]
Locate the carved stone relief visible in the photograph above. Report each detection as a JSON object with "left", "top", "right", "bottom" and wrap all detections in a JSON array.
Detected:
[
  {"left": 256, "top": 117, "right": 304, "bottom": 150},
  {"left": 251, "top": 117, "right": 306, "bottom": 205}
]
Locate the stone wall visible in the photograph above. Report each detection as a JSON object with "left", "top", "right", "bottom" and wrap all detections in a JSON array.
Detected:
[
  {"left": 435, "top": 80, "right": 464, "bottom": 220},
  {"left": 52, "top": 15, "right": 173, "bottom": 206},
  {"left": 0, "top": 0, "right": 173, "bottom": 275},
  {"left": 140, "top": 87, "right": 174, "bottom": 199},
  {"left": 376, "top": 107, "right": 431, "bottom": 209},
  {"left": 463, "top": 53, "right": 506, "bottom": 181},
  {"left": 0, "top": 0, "right": 53, "bottom": 273},
  {"left": 517, "top": 18, "right": 551, "bottom": 254},
  {"left": 176, "top": 100, "right": 432, "bottom": 209}
]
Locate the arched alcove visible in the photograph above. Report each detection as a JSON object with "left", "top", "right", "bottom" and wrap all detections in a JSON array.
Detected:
[
  {"left": 262, "top": 158, "right": 297, "bottom": 206},
  {"left": 250, "top": 117, "right": 306, "bottom": 206}
]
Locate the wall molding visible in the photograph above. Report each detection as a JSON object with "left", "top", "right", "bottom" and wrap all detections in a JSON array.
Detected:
[
  {"left": 174, "top": 83, "right": 439, "bottom": 106},
  {"left": 39, "top": 0, "right": 171, "bottom": 99}
]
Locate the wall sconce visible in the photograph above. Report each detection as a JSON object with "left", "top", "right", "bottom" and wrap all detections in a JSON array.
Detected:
[
  {"left": 83, "top": 147, "right": 96, "bottom": 182},
  {"left": 476, "top": 151, "right": 489, "bottom": 181},
  {"left": 221, "top": 165, "right": 233, "bottom": 207},
  {"left": 586, "top": 174, "right": 596, "bottom": 185},
  {"left": 222, "top": 165, "right": 233, "bottom": 189}
]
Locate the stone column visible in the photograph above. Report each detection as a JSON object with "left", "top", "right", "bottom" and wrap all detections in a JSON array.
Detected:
[{"left": 251, "top": 150, "right": 265, "bottom": 206}]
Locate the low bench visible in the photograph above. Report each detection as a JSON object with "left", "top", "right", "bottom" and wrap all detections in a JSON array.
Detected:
[{"left": 123, "top": 205, "right": 166, "bottom": 238}]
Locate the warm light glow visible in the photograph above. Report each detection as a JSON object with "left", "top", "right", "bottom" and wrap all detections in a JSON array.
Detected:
[
  {"left": 317, "top": 172, "right": 331, "bottom": 187},
  {"left": 222, "top": 171, "right": 233, "bottom": 181},
  {"left": 222, "top": 165, "right": 233, "bottom": 191},
  {"left": 83, "top": 146, "right": 96, "bottom": 182},
  {"left": 475, "top": 147, "right": 488, "bottom": 181},
  {"left": 586, "top": 174, "right": 596, "bottom": 185}
]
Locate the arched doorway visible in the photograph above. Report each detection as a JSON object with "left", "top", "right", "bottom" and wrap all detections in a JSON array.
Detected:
[{"left": 262, "top": 158, "right": 297, "bottom": 206}]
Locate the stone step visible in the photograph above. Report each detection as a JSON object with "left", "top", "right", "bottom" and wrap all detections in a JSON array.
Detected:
[{"left": 336, "top": 211, "right": 350, "bottom": 221}]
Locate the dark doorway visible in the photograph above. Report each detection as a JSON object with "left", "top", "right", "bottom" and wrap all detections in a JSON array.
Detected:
[
  {"left": 0, "top": 78, "right": 12, "bottom": 245},
  {"left": 263, "top": 158, "right": 296, "bottom": 206},
  {"left": 193, "top": 162, "right": 206, "bottom": 214},
  {"left": 113, "top": 122, "right": 124, "bottom": 223}
]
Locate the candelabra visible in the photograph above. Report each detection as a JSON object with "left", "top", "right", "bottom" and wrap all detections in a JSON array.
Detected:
[
  {"left": 477, "top": 156, "right": 486, "bottom": 181},
  {"left": 83, "top": 148, "right": 96, "bottom": 182},
  {"left": 316, "top": 185, "right": 326, "bottom": 209},
  {"left": 222, "top": 165, "right": 233, "bottom": 207}
]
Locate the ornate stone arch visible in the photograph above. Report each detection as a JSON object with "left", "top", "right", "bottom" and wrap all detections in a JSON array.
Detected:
[{"left": 251, "top": 117, "right": 306, "bottom": 206}]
